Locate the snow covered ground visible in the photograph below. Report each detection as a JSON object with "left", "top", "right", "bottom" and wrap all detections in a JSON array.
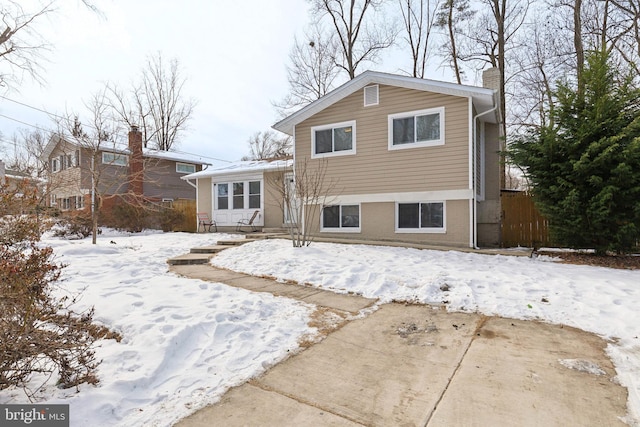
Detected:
[
  {"left": 1, "top": 231, "right": 639, "bottom": 426},
  {"left": 212, "top": 239, "right": 640, "bottom": 426},
  {"left": 0, "top": 231, "right": 316, "bottom": 426}
]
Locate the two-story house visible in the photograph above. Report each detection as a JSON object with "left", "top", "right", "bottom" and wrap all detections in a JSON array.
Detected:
[
  {"left": 41, "top": 126, "right": 210, "bottom": 211},
  {"left": 272, "top": 70, "right": 502, "bottom": 248}
]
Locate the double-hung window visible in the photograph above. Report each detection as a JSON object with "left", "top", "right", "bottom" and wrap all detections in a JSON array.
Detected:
[
  {"left": 233, "top": 182, "right": 244, "bottom": 209},
  {"left": 311, "top": 121, "right": 356, "bottom": 158},
  {"left": 217, "top": 184, "right": 229, "bottom": 209},
  {"left": 321, "top": 204, "right": 360, "bottom": 232},
  {"left": 396, "top": 202, "right": 445, "bottom": 233},
  {"left": 388, "top": 107, "right": 444, "bottom": 150}
]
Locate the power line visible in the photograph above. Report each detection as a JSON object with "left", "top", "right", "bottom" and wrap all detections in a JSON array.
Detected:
[
  {"left": 0, "top": 112, "right": 233, "bottom": 164},
  {"left": 0, "top": 114, "right": 55, "bottom": 134},
  {"left": 0, "top": 94, "right": 67, "bottom": 122}
]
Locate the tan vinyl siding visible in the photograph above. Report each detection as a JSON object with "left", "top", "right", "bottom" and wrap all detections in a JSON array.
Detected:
[
  {"left": 295, "top": 85, "right": 470, "bottom": 196},
  {"left": 197, "top": 177, "right": 212, "bottom": 214},
  {"left": 264, "top": 170, "right": 284, "bottom": 228},
  {"left": 306, "top": 200, "right": 470, "bottom": 247}
]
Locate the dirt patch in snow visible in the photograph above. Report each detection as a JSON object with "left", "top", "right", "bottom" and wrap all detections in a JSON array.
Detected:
[{"left": 538, "top": 251, "right": 640, "bottom": 270}]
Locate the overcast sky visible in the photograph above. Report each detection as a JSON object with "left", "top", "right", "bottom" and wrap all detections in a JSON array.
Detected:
[{"left": 0, "top": 0, "right": 456, "bottom": 166}]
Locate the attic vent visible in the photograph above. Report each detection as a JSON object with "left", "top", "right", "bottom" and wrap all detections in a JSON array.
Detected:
[{"left": 364, "top": 85, "right": 379, "bottom": 106}]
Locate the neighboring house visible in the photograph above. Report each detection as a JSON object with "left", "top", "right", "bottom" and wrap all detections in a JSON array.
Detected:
[
  {"left": 1, "top": 159, "right": 43, "bottom": 214},
  {"left": 272, "top": 70, "right": 502, "bottom": 248},
  {"left": 0, "top": 159, "right": 29, "bottom": 189},
  {"left": 41, "top": 126, "right": 210, "bottom": 211},
  {"left": 181, "top": 159, "right": 292, "bottom": 230}
]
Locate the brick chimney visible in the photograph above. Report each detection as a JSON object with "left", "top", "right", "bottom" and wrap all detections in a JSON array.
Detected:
[
  {"left": 128, "top": 125, "right": 144, "bottom": 196},
  {"left": 482, "top": 67, "right": 500, "bottom": 91}
]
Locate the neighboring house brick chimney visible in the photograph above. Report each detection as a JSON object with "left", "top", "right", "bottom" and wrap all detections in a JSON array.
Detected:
[{"left": 128, "top": 125, "right": 144, "bottom": 196}]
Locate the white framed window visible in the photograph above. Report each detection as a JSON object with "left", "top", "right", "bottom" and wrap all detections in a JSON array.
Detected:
[
  {"left": 76, "top": 195, "right": 85, "bottom": 209},
  {"left": 321, "top": 204, "right": 361, "bottom": 232},
  {"left": 311, "top": 120, "right": 356, "bottom": 158},
  {"left": 217, "top": 183, "right": 229, "bottom": 210},
  {"left": 249, "top": 181, "right": 261, "bottom": 209},
  {"left": 176, "top": 162, "right": 196, "bottom": 174},
  {"left": 364, "top": 85, "right": 379, "bottom": 106},
  {"left": 50, "top": 194, "right": 57, "bottom": 206},
  {"left": 51, "top": 158, "right": 60, "bottom": 173},
  {"left": 61, "top": 197, "right": 71, "bottom": 210},
  {"left": 396, "top": 201, "right": 446, "bottom": 233},
  {"left": 102, "top": 152, "right": 128, "bottom": 166},
  {"left": 216, "top": 180, "right": 262, "bottom": 210},
  {"left": 388, "top": 107, "right": 445, "bottom": 150}
]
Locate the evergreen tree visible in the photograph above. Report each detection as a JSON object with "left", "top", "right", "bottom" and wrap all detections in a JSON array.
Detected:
[{"left": 509, "top": 49, "right": 640, "bottom": 254}]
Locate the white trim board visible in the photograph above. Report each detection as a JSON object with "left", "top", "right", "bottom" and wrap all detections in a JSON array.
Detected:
[{"left": 325, "top": 189, "right": 473, "bottom": 205}]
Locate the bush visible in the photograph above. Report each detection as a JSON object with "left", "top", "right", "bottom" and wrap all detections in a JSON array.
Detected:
[
  {"left": 159, "top": 207, "right": 186, "bottom": 232},
  {"left": 52, "top": 212, "right": 94, "bottom": 240},
  {"left": 109, "top": 202, "right": 147, "bottom": 233},
  {"left": 0, "top": 213, "right": 120, "bottom": 395}
]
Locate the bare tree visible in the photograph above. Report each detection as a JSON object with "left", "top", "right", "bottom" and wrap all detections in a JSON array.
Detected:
[
  {"left": 267, "top": 158, "right": 339, "bottom": 247},
  {"left": 310, "top": 0, "right": 396, "bottom": 79},
  {"left": 108, "top": 52, "right": 196, "bottom": 151},
  {"left": 0, "top": 0, "right": 100, "bottom": 89},
  {"left": 57, "top": 89, "right": 124, "bottom": 244},
  {"left": 4, "top": 128, "right": 49, "bottom": 177},
  {"left": 398, "top": 0, "right": 441, "bottom": 78},
  {"left": 435, "top": 0, "right": 474, "bottom": 83},
  {"left": 241, "top": 131, "right": 292, "bottom": 161},
  {"left": 465, "top": 0, "right": 531, "bottom": 133},
  {"left": 275, "top": 23, "right": 342, "bottom": 116},
  {"left": 0, "top": 1, "right": 54, "bottom": 88},
  {"left": 608, "top": 0, "right": 640, "bottom": 75}
]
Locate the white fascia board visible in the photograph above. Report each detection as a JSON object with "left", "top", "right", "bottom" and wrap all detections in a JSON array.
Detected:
[{"left": 273, "top": 70, "right": 498, "bottom": 135}]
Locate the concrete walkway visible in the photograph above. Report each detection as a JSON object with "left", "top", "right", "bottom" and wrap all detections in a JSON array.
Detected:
[{"left": 170, "top": 264, "right": 629, "bottom": 427}]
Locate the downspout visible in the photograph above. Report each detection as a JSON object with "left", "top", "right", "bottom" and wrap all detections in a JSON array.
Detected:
[
  {"left": 472, "top": 103, "right": 499, "bottom": 249},
  {"left": 183, "top": 177, "right": 198, "bottom": 231}
]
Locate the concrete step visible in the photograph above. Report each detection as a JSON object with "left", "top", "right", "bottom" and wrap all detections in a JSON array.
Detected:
[
  {"left": 217, "top": 239, "right": 249, "bottom": 246},
  {"left": 166, "top": 253, "right": 214, "bottom": 266},
  {"left": 262, "top": 228, "right": 289, "bottom": 234},
  {"left": 244, "top": 232, "right": 287, "bottom": 240},
  {"left": 190, "top": 245, "right": 230, "bottom": 254}
]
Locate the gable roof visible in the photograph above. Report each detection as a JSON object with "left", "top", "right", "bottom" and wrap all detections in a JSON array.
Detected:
[{"left": 273, "top": 70, "right": 499, "bottom": 136}]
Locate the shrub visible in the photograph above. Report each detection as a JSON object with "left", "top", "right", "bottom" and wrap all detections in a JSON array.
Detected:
[
  {"left": 52, "top": 212, "right": 94, "bottom": 240},
  {"left": 0, "top": 213, "right": 119, "bottom": 395},
  {"left": 159, "top": 207, "right": 186, "bottom": 232}
]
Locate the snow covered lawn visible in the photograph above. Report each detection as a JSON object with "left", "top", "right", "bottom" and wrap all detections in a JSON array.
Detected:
[
  {"left": 2, "top": 231, "right": 639, "bottom": 426},
  {"left": 0, "top": 231, "right": 316, "bottom": 427},
  {"left": 212, "top": 239, "right": 640, "bottom": 425}
]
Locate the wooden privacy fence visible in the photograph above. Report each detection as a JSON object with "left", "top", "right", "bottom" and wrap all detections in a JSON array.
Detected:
[
  {"left": 501, "top": 191, "right": 550, "bottom": 248},
  {"left": 172, "top": 199, "right": 197, "bottom": 232}
]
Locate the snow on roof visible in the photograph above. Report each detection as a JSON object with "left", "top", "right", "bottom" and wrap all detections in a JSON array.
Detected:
[
  {"left": 181, "top": 159, "right": 292, "bottom": 180},
  {"left": 142, "top": 148, "right": 211, "bottom": 165},
  {"left": 41, "top": 134, "right": 210, "bottom": 165},
  {"left": 273, "top": 70, "right": 499, "bottom": 135}
]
